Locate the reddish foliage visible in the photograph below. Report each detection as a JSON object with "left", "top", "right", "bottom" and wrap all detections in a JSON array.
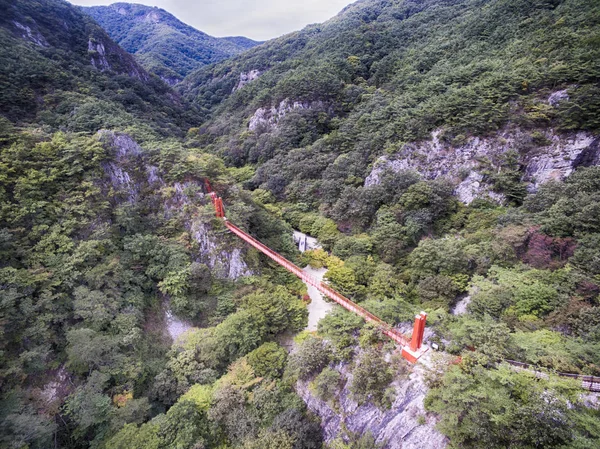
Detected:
[
  {"left": 576, "top": 280, "right": 600, "bottom": 302},
  {"left": 546, "top": 298, "right": 592, "bottom": 334},
  {"left": 522, "top": 228, "right": 576, "bottom": 269}
]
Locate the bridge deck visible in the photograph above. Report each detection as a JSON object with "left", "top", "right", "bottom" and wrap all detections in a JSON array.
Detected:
[{"left": 225, "top": 221, "right": 410, "bottom": 346}]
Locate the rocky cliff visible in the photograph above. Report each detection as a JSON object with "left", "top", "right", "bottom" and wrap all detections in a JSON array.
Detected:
[
  {"left": 297, "top": 352, "right": 448, "bottom": 449},
  {"left": 98, "top": 131, "right": 253, "bottom": 280},
  {"left": 3, "top": 0, "right": 149, "bottom": 81},
  {"left": 82, "top": 3, "right": 260, "bottom": 83},
  {"left": 366, "top": 92, "right": 599, "bottom": 205}
]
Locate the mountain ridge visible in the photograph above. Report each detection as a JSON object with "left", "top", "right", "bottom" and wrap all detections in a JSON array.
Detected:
[
  {"left": 0, "top": 0, "right": 197, "bottom": 133},
  {"left": 2, "top": 1, "right": 600, "bottom": 448},
  {"left": 179, "top": 0, "right": 600, "bottom": 211},
  {"left": 82, "top": 2, "right": 262, "bottom": 84}
]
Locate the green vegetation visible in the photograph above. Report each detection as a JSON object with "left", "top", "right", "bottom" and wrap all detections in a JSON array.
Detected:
[
  {"left": 2, "top": 0, "right": 600, "bottom": 447},
  {"left": 0, "top": 0, "right": 197, "bottom": 133},
  {"left": 349, "top": 348, "right": 394, "bottom": 407},
  {"left": 0, "top": 1, "right": 316, "bottom": 448},
  {"left": 182, "top": 0, "right": 600, "bottom": 223},
  {"left": 83, "top": 3, "right": 260, "bottom": 83},
  {"left": 425, "top": 364, "right": 600, "bottom": 448}
]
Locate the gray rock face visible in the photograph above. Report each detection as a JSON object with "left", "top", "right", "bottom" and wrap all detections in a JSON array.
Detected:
[
  {"left": 526, "top": 133, "right": 599, "bottom": 189},
  {"left": 233, "top": 69, "right": 261, "bottom": 92},
  {"left": 190, "top": 221, "right": 253, "bottom": 279},
  {"left": 99, "top": 130, "right": 143, "bottom": 202},
  {"left": 297, "top": 356, "right": 447, "bottom": 449},
  {"left": 98, "top": 131, "right": 252, "bottom": 280},
  {"left": 548, "top": 89, "right": 569, "bottom": 107},
  {"left": 249, "top": 99, "right": 325, "bottom": 132},
  {"left": 87, "top": 38, "right": 149, "bottom": 81},
  {"left": 12, "top": 20, "right": 48, "bottom": 47},
  {"left": 38, "top": 366, "right": 71, "bottom": 412},
  {"left": 88, "top": 39, "right": 111, "bottom": 71},
  {"left": 366, "top": 127, "right": 599, "bottom": 205},
  {"left": 455, "top": 171, "right": 505, "bottom": 205}
]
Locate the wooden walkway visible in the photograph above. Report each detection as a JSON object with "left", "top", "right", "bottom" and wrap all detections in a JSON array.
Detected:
[{"left": 505, "top": 360, "right": 600, "bottom": 392}]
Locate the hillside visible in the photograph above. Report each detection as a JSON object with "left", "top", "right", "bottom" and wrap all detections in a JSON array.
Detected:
[
  {"left": 182, "top": 0, "right": 599, "bottom": 186},
  {"left": 178, "top": 0, "right": 600, "bottom": 446},
  {"left": 2, "top": 0, "right": 600, "bottom": 448},
  {"left": 0, "top": 0, "right": 198, "bottom": 135},
  {"left": 0, "top": 1, "right": 317, "bottom": 448},
  {"left": 83, "top": 3, "right": 261, "bottom": 84}
]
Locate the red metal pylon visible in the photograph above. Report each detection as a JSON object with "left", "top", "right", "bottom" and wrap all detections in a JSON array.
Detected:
[{"left": 207, "top": 190, "right": 428, "bottom": 362}]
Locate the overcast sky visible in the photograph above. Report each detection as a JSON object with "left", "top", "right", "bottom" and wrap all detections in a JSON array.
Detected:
[{"left": 69, "top": 0, "right": 356, "bottom": 41}]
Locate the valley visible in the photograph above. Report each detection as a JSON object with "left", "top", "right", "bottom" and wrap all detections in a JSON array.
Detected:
[{"left": 0, "top": 0, "right": 599, "bottom": 448}]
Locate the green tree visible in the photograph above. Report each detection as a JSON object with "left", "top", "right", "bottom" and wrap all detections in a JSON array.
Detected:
[
  {"left": 325, "top": 264, "right": 365, "bottom": 299},
  {"left": 350, "top": 348, "right": 393, "bottom": 407},
  {"left": 246, "top": 342, "right": 288, "bottom": 379},
  {"left": 106, "top": 423, "right": 161, "bottom": 449},
  {"left": 313, "top": 367, "right": 341, "bottom": 401},
  {"left": 425, "top": 365, "right": 584, "bottom": 449},
  {"left": 287, "top": 336, "right": 331, "bottom": 380}
]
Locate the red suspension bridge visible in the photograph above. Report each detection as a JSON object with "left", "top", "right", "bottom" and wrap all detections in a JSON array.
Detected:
[
  {"left": 206, "top": 185, "right": 428, "bottom": 363},
  {"left": 206, "top": 185, "right": 600, "bottom": 385}
]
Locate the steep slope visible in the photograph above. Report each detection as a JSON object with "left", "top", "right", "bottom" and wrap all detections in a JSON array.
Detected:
[
  {"left": 0, "top": 2, "right": 319, "bottom": 449},
  {"left": 0, "top": 0, "right": 196, "bottom": 135},
  {"left": 181, "top": 0, "right": 600, "bottom": 218},
  {"left": 177, "top": 4, "right": 600, "bottom": 445},
  {"left": 83, "top": 3, "right": 261, "bottom": 84},
  {"left": 2, "top": 1, "right": 600, "bottom": 448}
]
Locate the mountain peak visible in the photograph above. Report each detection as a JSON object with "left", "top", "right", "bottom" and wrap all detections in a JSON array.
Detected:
[{"left": 82, "top": 2, "right": 261, "bottom": 84}]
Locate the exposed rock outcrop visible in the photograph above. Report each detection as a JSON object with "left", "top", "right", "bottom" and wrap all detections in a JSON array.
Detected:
[
  {"left": 87, "top": 37, "right": 149, "bottom": 81},
  {"left": 12, "top": 20, "right": 48, "bottom": 47},
  {"left": 233, "top": 69, "right": 261, "bottom": 92},
  {"left": 548, "top": 89, "right": 569, "bottom": 107},
  {"left": 98, "top": 131, "right": 253, "bottom": 280},
  {"left": 249, "top": 99, "right": 326, "bottom": 132},
  {"left": 36, "top": 366, "right": 72, "bottom": 415},
  {"left": 297, "top": 354, "right": 447, "bottom": 449},
  {"left": 526, "top": 133, "right": 600, "bottom": 188},
  {"left": 366, "top": 128, "right": 599, "bottom": 205},
  {"left": 88, "top": 39, "right": 111, "bottom": 71}
]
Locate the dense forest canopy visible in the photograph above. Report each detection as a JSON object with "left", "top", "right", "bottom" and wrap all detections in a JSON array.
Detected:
[
  {"left": 1, "top": 0, "right": 600, "bottom": 448},
  {"left": 82, "top": 3, "right": 261, "bottom": 84},
  {"left": 181, "top": 0, "right": 599, "bottom": 185}
]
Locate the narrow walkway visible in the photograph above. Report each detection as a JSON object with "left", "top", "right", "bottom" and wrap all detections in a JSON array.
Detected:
[
  {"left": 204, "top": 185, "right": 600, "bottom": 378},
  {"left": 303, "top": 265, "right": 334, "bottom": 331},
  {"left": 505, "top": 360, "right": 600, "bottom": 392},
  {"left": 206, "top": 183, "right": 428, "bottom": 362},
  {"left": 225, "top": 220, "right": 411, "bottom": 346}
]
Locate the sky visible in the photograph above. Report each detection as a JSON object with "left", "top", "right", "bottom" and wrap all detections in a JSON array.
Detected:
[{"left": 69, "top": 0, "right": 356, "bottom": 41}]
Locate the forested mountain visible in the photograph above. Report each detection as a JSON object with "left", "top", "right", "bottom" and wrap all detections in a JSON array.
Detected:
[
  {"left": 182, "top": 0, "right": 599, "bottom": 182},
  {"left": 0, "top": 1, "right": 318, "bottom": 448},
  {"left": 83, "top": 3, "right": 261, "bottom": 84},
  {"left": 0, "top": 0, "right": 197, "bottom": 134},
  {"left": 1, "top": 0, "right": 600, "bottom": 448},
  {"left": 178, "top": 0, "right": 600, "bottom": 446}
]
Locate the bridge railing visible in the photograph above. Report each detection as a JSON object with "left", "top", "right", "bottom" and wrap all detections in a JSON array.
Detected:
[
  {"left": 504, "top": 359, "right": 600, "bottom": 392},
  {"left": 225, "top": 220, "right": 410, "bottom": 346}
]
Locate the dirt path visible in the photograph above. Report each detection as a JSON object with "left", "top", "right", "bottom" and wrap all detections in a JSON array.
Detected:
[{"left": 303, "top": 265, "right": 334, "bottom": 331}]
